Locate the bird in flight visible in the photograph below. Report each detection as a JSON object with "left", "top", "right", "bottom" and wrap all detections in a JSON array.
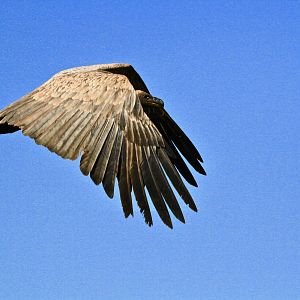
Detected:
[{"left": 0, "top": 64, "right": 206, "bottom": 228}]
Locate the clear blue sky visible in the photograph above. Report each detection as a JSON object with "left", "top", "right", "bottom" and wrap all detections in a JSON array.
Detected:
[{"left": 0, "top": 1, "right": 299, "bottom": 299}]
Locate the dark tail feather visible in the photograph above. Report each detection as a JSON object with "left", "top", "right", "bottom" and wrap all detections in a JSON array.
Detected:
[{"left": 0, "top": 123, "right": 20, "bottom": 134}]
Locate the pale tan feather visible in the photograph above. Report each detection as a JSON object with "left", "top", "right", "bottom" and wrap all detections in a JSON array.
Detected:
[{"left": 1, "top": 69, "right": 161, "bottom": 159}]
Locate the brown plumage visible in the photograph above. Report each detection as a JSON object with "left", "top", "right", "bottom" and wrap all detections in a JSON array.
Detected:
[{"left": 0, "top": 63, "right": 206, "bottom": 228}]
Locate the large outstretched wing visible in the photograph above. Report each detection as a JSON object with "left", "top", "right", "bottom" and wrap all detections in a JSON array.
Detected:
[{"left": 0, "top": 66, "right": 197, "bottom": 228}]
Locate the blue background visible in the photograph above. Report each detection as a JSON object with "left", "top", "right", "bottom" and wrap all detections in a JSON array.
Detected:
[{"left": 0, "top": 1, "right": 299, "bottom": 299}]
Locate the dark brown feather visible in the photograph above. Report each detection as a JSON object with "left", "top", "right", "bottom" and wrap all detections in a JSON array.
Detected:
[
  {"left": 153, "top": 120, "right": 198, "bottom": 187},
  {"left": 148, "top": 147, "right": 185, "bottom": 223},
  {"left": 0, "top": 122, "right": 19, "bottom": 134},
  {"left": 130, "top": 144, "right": 153, "bottom": 226},
  {"left": 160, "top": 113, "right": 206, "bottom": 175},
  {"left": 102, "top": 128, "right": 123, "bottom": 198},
  {"left": 91, "top": 122, "right": 119, "bottom": 185},
  {"left": 157, "top": 148, "right": 197, "bottom": 212},
  {"left": 141, "top": 146, "right": 173, "bottom": 228},
  {"left": 162, "top": 110, "right": 203, "bottom": 162},
  {"left": 117, "top": 139, "right": 133, "bottom": 217}
]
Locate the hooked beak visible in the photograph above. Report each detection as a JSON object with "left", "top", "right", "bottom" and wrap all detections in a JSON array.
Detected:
[{"left": 151, "top": 97, "right": 164, "bottom": 108}]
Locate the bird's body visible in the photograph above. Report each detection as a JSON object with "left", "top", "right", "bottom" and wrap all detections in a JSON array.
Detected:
[{"left": 0, "top": 63, "right": 205, "bottom": 228}]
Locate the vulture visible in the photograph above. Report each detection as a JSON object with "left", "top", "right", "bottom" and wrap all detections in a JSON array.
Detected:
[{"left": 0, "top": 64, "right": 206, "bottom": 228}]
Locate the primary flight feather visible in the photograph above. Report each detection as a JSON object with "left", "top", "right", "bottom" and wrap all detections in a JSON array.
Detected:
[{"left": 0, "top": 63, "right": 206, "bottom": 228}]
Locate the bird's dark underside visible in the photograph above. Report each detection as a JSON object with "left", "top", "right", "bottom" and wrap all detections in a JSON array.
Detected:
[{"left": 0, "top": 63, "right": 206, "bottom": 228}]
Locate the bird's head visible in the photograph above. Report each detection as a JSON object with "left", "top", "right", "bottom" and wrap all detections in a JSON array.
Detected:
[{"left": 136, "top": 90, "right": 164, "bottom": 108}]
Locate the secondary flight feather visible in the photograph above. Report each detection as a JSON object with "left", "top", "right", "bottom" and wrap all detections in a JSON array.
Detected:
[{"left": 0, "top": 63, "right": 206, "bottom": 228}]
